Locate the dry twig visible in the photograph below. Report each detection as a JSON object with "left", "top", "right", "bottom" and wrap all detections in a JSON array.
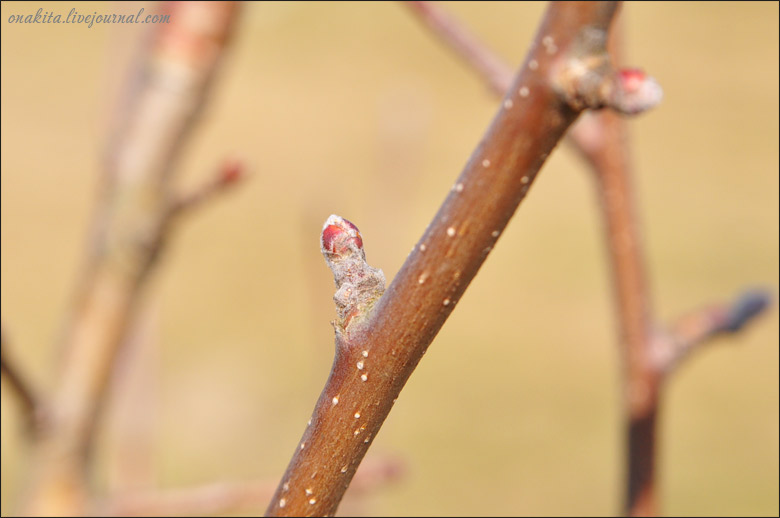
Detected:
[
  {"left": 98, "top": 454, "right": 405, "bottom": 517},
  {"left": 0, "top": 324, "right": 39, "bottom": 429}
]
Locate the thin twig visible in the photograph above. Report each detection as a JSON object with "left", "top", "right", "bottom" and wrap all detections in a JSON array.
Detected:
[
  {"left": 653, "top": 290, "right": 772, "bottom": 376},
  {"left": 169, "top": 157, "right": 247, "bottom": 218},
  {"left": 266, "top": 3, "right": 659, "bottom": 515},
  {"left": 0, "top": 324, "right": 39, "bottom": 428},
  {"left": 98, "top": 455, "right": 405, "bottom": 517},
  {"left": 404, "top": 1, "right": 513, "bottom": 96}
]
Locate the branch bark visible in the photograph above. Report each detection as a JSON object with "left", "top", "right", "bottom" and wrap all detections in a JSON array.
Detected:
[
  {"left": 265, "top": 3, "right": 652, "bottom": 515},
  {"left": 20, "top": 3, "right": 241, "bottom": 515}
]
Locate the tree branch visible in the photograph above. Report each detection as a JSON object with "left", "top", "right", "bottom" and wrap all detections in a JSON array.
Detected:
[
  {"left": 168, "top": 157, "right": 247, "bottom": 218},
  {"left": 404, "top": 1, "right": 513, "bottom": 96},
  {"left": 98, "top": 455, "right": 405, "bottom": 517},
  {"left": 21, "top": 3, "right": 242, "bottom": 515},
  {"left": 265, "top": 3, "right": 658, "bottom": 515},
  {"left": 0, "top": 324, "right": 39, "bottom": 429},
  {"left": 653, "top": 290, "right": 772, "bottom": 376}
]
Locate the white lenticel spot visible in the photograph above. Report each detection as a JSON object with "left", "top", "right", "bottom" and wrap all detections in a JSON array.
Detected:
[
  {"left": 504, "top": 99, "right": 513, "bottom": 109},
  {"left": 361, "top": 374, "right": 368, "bottom": 382},
  {"left": 300, "top": 442, "right": 305, "bottom": 450},
  {"left": 447, "top": 227, "right": 456, "bottom": 237},
  {"left": 332, "top": 396, "right": 339, "bottom": 405},
  {"left": 306, "top": 488, "right": 313, "bottom": 495},
  {"left": 354, "top": 412, "right": 361, "bottom": 418},
  {"left": 492, "top": 230, "right": 500, "bottom": 238},
  {"left": 443, "top": 298, "right": 451, "bottom": 306},
  {"left": 543, "top": 35, "right": 554, "bottom": 46},
  {"left": 280, "top": 498, "right": 286, "bottom": 508},
  {"left": 309, "top": 498, "right": 317, "bottom": 505},
  {"left": 482, "top": 159, "right": 491, "bottom": 167},
  {"left": 283, "top": 482, "right": 290, "bottom": 491},
  {"left": 362, "top": 351, "right": 368, "bottom": 358},
  {"left": 420, "top": 244, "right": 427, "bottom": 251},
  {"left": 418, "top": 272, "right": 428, "bottom": 284},
  {"left": 521, "top": 176, "right": 530, "bottom": 184},
  {"left": 455, "top": 182, "right": 464, "bottom": 192},
  {"left": 520, "top": 86, "right": 529, "bottom": 97},
  {"left": 529, "top": 59, "right": 538, "bottom": 70},
  {"left": 357, "top": 360, "right": 364, "bottom": 370},
  {"left": 341, "top": 465, "right": 348, "bottom": 473}
]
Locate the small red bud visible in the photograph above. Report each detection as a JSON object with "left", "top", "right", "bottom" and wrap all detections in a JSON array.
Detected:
[
  {"left": 220, "top": 158, "right": 244, "bottom": 184},
  {"left": 321, "top": 215, "right": 363, "bottom": 257},
  {"left": 618, "top": 68, "right": 646, "bottom": 94},
  {"left": 612, "top": 68, "right": 662, "bottom": 115}
]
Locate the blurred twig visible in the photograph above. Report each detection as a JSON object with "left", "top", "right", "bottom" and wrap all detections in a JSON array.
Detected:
[
  {"left": 169, "top": 157, "right": 247, "bottom": 218},
  {"left": 0, "top": 324, "right": 39, "bottom": 429},
  {"left": 21, "top": 3, "right": 242, "bottom": 515},
  {"left": 404, "top": 1, "right": 512, "bottom": 96},
  {"left": 653, "top": 290, "right": 772, "bottom": 376},
  {"left": 105, "top": 304, "right": 160, "bottom": 493},
  {"left": 97, "top": 454, "right": 405, "bottom": 517}
]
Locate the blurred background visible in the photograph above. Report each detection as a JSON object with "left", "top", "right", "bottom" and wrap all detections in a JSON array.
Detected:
[{"left": 1, "top": 1, "right": 777, "bottom": 515}]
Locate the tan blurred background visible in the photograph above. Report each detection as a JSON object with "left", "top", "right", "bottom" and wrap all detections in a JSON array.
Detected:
[{"left": 1, "top": 1, "right": 777, "bottom": 516}]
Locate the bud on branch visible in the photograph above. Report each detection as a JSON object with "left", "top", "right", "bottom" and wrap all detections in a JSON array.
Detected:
[{"left": 321, "top": 215, "right": 386, "bottom": 332}]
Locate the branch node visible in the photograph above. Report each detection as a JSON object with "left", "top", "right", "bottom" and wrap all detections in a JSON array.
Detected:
[{"left": 556, "top": 56, "right": 662, "bottom": 115}]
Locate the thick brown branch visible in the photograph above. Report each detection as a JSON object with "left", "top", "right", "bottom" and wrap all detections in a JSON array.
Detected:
[
  {"left": 0, "top": 324, "right": 39, "bottom": 428},
  {"left": 21, "top": 3, "right": 241, "bottom": 515},
  {"left": 169, "top": 158, "right": 247, "bottom": 218},
  {"left": 266, "top": 3, "right": 631, "bottom": 516}
]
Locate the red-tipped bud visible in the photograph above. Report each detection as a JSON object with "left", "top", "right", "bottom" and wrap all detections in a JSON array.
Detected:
[
  {"left": 618, "top": 68, "right": 646, "bottom": 94},
  {"left": 611, "top": 67, "right": 663, "bottom": 115},
  {"left": 321, "top": 215, "right": 363, "bottom": 257},
  {"left": 220, "top": 158, "right": 244, "bottom": 185}
]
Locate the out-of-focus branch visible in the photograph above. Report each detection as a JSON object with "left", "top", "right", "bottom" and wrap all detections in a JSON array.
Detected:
[
  {"left": 404, "top": 1, "right": 512, "bottom": 96},
  {"left": 169, "top": 157, "right": 247, "bottom": 218},
  {"left": 266, "top": 3, "right": 661, "bottom": 516},
  {"left": 21, "top": 3, "right": 242, "bottom": 515},
  {"left": 0, "top": 324, "right": 39, "bottom": 428},
  {"left": 105, "top": 304, "right": 160, "bottom": 493},
  {"left": 97, "top": 455, "right": 405, "bottom": 517},
  {"left": 653, "top": 290, "right": 772, "bottom": 376}
]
